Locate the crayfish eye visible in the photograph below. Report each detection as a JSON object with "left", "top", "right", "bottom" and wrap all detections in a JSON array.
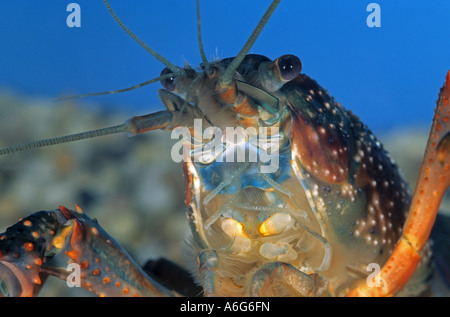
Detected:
[
  {"left": 277, "top": 54, "right": 302, "bottom": 81},
  {"left": 160, "top": 67, "right": 176, "bottom": 91}
]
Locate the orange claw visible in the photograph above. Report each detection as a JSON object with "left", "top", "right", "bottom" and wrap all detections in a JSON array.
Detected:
[{"left": 348, "top": 70, "right": 450, "bottom": 297}]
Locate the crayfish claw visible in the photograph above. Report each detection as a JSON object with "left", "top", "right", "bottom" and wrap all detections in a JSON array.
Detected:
[{"left": 0, "top": 211, "right": 60, "bottom": 296}]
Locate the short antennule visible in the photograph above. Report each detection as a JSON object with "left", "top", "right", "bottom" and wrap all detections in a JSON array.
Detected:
[
  {"left": 219, "top": 0, "right": 281, "bottom": 87},
  {"left": 103, "top": 0, "right": 184, "bottom": 77},
  {"left": 196, "top": 0, "right": 212, "bottom": 75}
]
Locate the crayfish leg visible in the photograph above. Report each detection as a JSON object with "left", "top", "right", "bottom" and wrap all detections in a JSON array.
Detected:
[
  {"left": 429, "top": 213, "right": 450, "bottom": 294},
  {"left": 197, "top": 249, "right": 219, "bottom": 297}
]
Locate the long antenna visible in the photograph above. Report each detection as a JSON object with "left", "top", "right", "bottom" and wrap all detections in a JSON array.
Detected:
[
  {"left": 219, "top": 0, "right": 281, "bottom": 86},
  {"left": 0, "top": 124, "right": 128, "bottom": 156},
  {"left": 103, "top": 0, "right": 184, "bottom": 76},
  {"left": 0, "top": 110, "right": 175, "bottom": 156}
]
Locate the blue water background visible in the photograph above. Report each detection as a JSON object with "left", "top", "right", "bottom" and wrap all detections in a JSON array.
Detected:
[{"left": 0, "top": 0, "right": 449, "bottom": 134}]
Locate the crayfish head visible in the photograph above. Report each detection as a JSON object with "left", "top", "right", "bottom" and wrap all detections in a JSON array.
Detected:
[{"left": 157, "top": 54, "right": 302, "bottom": 136}]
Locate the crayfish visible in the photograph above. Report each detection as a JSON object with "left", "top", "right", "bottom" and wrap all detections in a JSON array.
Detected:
[{"left": 0, "top": 0, "right": 449, "bottom": 297}]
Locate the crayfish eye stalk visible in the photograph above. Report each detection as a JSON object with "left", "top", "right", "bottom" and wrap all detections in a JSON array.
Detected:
[
  {"left": 160, "top": 68, "right": 176, "bottom": 91},
  {"left": 277, "top": 54, "right": 302, "bottom": 81},
  {"left": 258, "top": 54, "right": 302, "bottom": 92}
]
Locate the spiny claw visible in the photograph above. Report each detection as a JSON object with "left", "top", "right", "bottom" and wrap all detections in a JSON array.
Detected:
[
  {"left": 347, "top": 70, "right": 450, "bottom": 297},
  {"left": 43, "top": 206, "right": 174, "bottom": 297},
  {"left": 0, "top": 211, "right": 61, "bottom": 296},
  {"left": 0, "top": 206, "right": 174, "bottom": 297}
]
